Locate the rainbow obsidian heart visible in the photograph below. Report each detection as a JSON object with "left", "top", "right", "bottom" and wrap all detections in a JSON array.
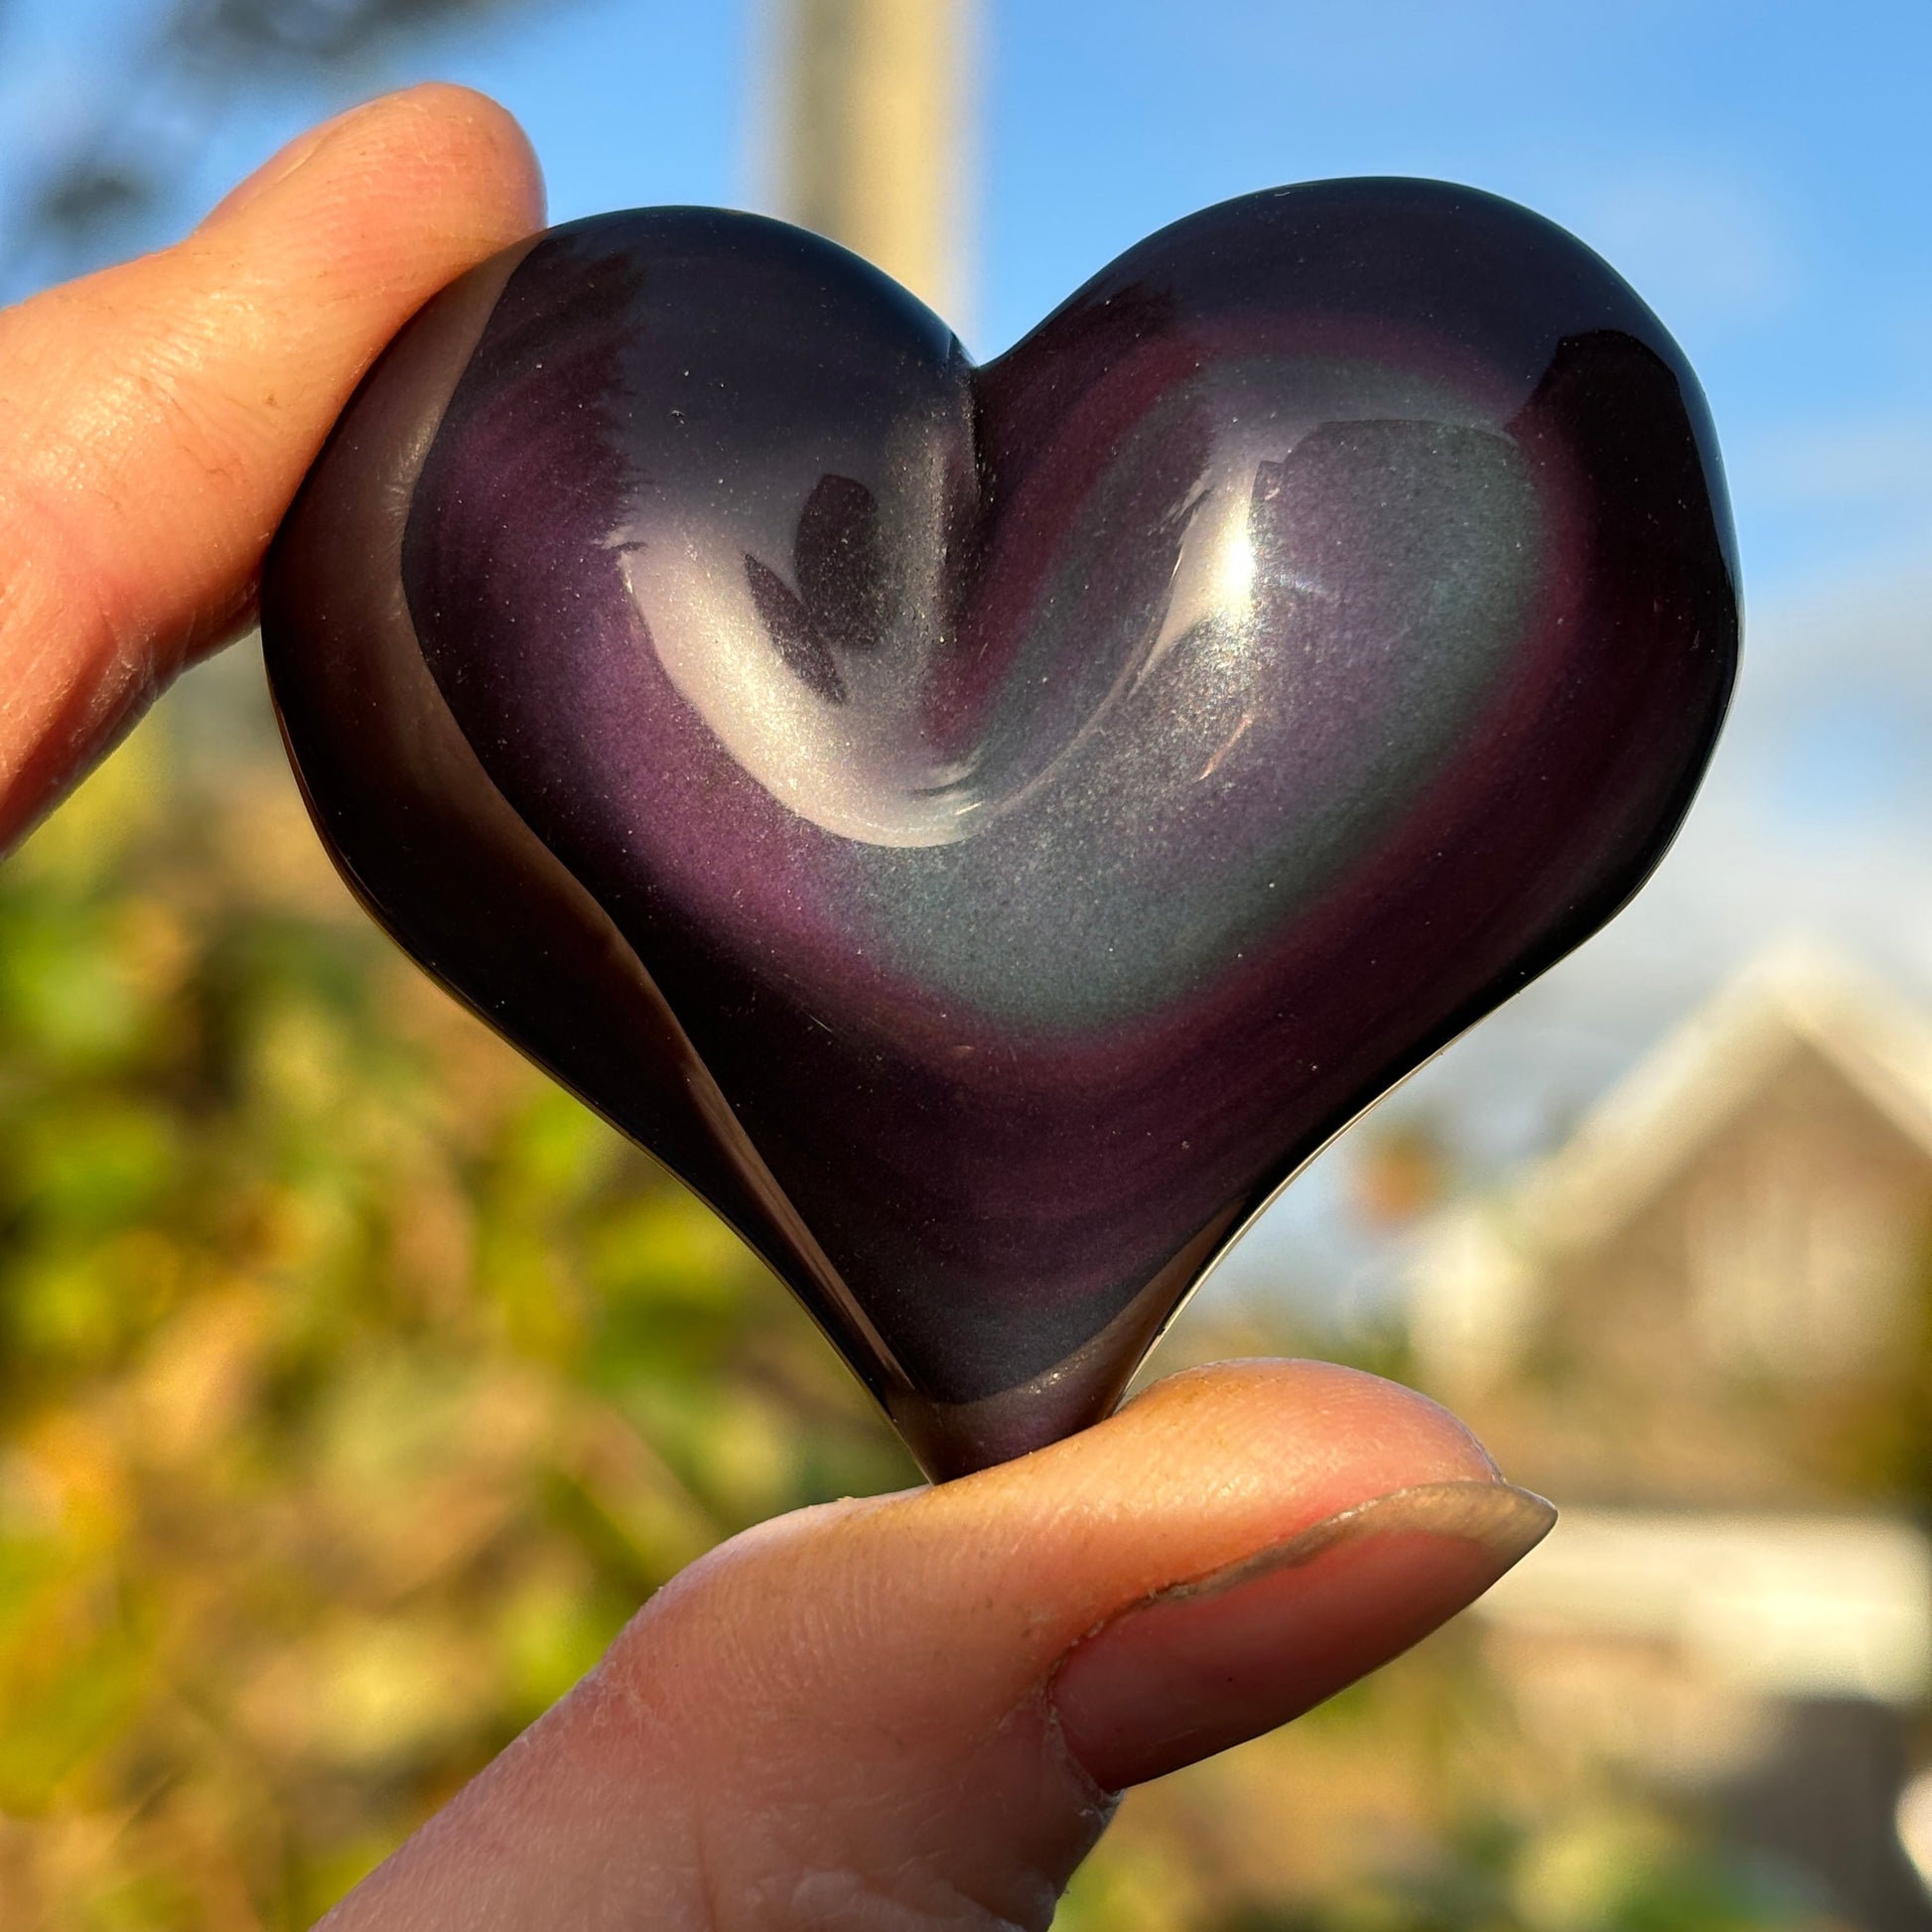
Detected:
[{"left": 262, "top": 179, "right": 1737, "bottom": 1478}]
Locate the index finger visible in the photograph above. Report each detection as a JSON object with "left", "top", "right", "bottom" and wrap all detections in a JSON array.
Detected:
[{"left": 0, "top": 84, "right": 544, "bottom": 848}]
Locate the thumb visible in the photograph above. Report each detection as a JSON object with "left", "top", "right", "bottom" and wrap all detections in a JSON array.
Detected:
[{"left": 319, "top": 1361, "right": 1553, "bottom": 1930}]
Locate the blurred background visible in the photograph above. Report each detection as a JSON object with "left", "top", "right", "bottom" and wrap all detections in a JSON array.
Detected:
[{"left": 3, "top": 0, "right": 1932, "bottom": 1925}]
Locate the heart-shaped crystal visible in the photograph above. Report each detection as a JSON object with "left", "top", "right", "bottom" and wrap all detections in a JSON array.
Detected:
[{"left": 262, "top": 180, "right": 1737, "bottom": 1478}]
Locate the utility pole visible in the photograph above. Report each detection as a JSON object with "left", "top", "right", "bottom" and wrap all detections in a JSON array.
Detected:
[{"left": 766, "top": 0, "right": 977, "bottom": 326}]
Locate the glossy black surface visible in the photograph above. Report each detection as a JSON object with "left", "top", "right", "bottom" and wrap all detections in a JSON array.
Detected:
[{"left": 262, "top": 182, "right": 1738, "bottom": 1479}]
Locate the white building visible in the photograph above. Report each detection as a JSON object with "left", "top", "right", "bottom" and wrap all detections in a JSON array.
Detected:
[{"left": 1408, "top": 943, "right": 1932, "bottom": 1928}]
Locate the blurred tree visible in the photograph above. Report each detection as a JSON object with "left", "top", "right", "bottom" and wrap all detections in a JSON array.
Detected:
[
  {"left": 1199, "top": 1810, "right": 1837, "bottom": 1932},
  {"left": 0, "top": 693, "right": 912, "bottom": 1925}
]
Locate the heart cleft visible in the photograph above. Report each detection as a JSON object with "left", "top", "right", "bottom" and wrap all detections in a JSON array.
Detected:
[{"left": 263, "top": 179, "right": 1739, "bottom": 1480}]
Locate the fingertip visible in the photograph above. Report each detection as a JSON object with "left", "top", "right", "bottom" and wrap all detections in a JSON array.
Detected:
[
  {"left": 941, "top": 1357, "right": 1502, "bottom": 1540},
  {"left": 336, "top": 82, "right": 547, "bottom": 239},
  {"left": 783, "top": 1355, "right": 1519, "bottom": 1715},
  {"left": 1120, "top": 1356, "right": 1502, "bottom": 1487},
  {"left": 1050, "top": 1477, "right": 1555, "bottom": 1790},
  {"left": 200, "top": 82, "right": 544, "bottom": 270}
]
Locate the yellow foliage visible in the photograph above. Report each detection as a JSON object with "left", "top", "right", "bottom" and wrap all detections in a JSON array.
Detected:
[
  {"left": 0, "top": 688, "right": 909, "bottom": 1926},
  {"left": 0, "top": 673, "right": 1822, "bottom": 1929}
]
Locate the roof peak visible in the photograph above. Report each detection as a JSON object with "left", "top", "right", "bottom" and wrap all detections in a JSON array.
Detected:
[{"left": 1511, "top": 937, "right": 1932, "bottom": 1253}]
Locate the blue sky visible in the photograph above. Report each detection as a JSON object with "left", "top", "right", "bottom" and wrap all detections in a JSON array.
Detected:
[
  {"left": 4, "top": 0, "right": 1929, "bottom": 606},
  {"left": 4, "top": 0, "right": 1931, "bottom": 1305}
]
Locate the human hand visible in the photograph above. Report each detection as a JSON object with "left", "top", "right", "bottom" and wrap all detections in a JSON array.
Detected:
[
  {"left": 315, "top": 1361, "right": 1549, "bottom": 1930},
  {"left": 0, "top": 90, "right": 1554, "bottom": 1929},
  {"left": 0, "top": 83, "right": 541, "bottom": 849}
]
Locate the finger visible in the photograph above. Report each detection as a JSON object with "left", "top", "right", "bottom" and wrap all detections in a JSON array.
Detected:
[
  {"left": 318, "top": 1361, "right": 1553, "bottom": 1930},
  {"left": 0, "top": 83, "right": 544, "bottom": 848}
]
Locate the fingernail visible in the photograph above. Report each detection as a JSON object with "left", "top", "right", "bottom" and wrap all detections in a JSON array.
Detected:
[
  {"left": 196, "top": 95, "right": 388, "bottom": 229},
  {"left": 1050, "top": 1480, "right": 1556, "bottom": 1791}
]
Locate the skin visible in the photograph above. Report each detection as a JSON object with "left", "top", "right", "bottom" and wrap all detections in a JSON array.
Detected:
[{"left": 0, "top": 87, "right": 1549, "bottom": 1929}]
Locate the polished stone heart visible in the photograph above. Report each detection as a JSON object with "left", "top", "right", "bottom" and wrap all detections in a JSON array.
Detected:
[{"left": 262, "top": 180, "right": 1737, "bottom": 1478}]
